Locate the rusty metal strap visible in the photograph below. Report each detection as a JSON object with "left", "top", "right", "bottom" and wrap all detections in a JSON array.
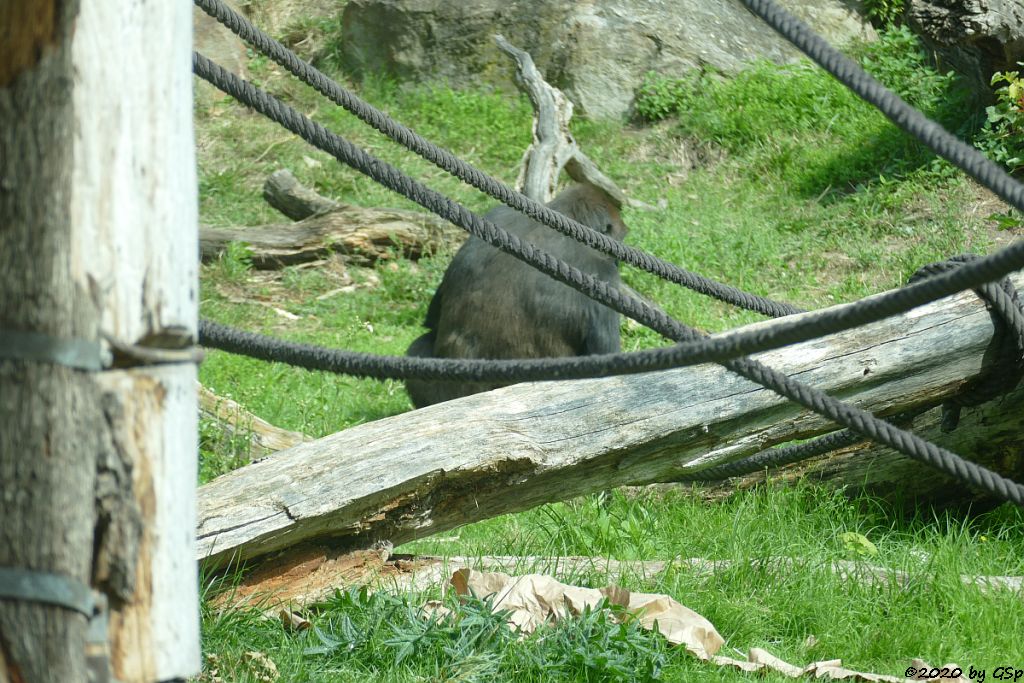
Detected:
[
  {"left": 0, "top": 567, "right": 95, "bottom": 617},
  {"left": 0, "top": 329, "right": 105, "bottom": 371}
]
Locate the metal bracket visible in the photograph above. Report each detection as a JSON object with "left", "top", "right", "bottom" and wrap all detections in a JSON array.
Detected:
[
  {"left": 0, "top": 567, "right": 95, "bottom": 616},
  {"left": 86, "top": 591, "right": 120, "bottom": 683},
  {"left": 0, "top": 330, "right": 106, "bottom": 371}
]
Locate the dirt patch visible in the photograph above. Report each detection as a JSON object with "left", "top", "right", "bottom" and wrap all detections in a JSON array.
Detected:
[
  {"left": 208, "top": 257, "right": 381, "bottom": 333},
  {"left": 961, "top": 181, "right": 1023, "bottom": 251},
  {"left": 239, "top": 0, "right": 343, "bottom": 63},
  {"left": 626, "top": 122, "right": 725, "bottom": 186}
]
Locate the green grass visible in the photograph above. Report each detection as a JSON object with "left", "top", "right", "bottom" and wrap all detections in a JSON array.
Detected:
[
  {"left": 195, "top": 19, "right": 1024, "bottom": 683},
  {"left": 199, "top": 487, "right": 1024, "bottom": 681}
]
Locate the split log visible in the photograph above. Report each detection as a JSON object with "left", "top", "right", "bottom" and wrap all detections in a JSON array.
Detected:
[
  {"left": 495, "top": 35, "right": 653, "bottom": 209},
  {"left": 197, "top": 273, "right": 1024, "bottom": 569},
  {"left": 198, "top": 383, "right": 310, "bottom": 458},
  {"left": 199, "top": 204, "right": 465, "bottom": 268}
]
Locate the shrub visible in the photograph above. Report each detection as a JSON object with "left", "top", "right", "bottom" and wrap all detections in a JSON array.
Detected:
[
  {"left": 976, "top": 65, "right": 1024, "bottom": 173},
  {"left": 633, "top": 71, "right": 695, "bottom": 122},
  {"left": 862, "top": 0, "right": 906, "bottom": 27}
]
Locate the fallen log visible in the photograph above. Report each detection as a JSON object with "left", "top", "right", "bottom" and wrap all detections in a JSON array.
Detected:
[
  {"left": 686, "top": 380, "right": 1024, "bottom": 508},
  {"left": 198, "top": 383, "right": 310, "bottom": 458},
  {"left": 262, "top": 168, "right": 341, "bottom": 221},
  {"left": 199, "top": 204, "right": 464, "bottom": 268},
  {"left": 197, "top": 273, "right": 1024, "bottom": 569}
]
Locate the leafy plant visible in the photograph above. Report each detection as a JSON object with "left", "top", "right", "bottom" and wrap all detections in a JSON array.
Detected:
[
  {"left": 521, "top": 601, "right": 668, "bottom": 682},
  {"left": 839, "top": 531, "right": 880, "bottom": 559},
  {"left": 976, "top": 64, "right": 1024, "bottom": 173},
  {"left": 862, "top": 0, "right": 906, "bottom": 27},
  {"left": 988, "top": 210, "right": 1024, "bottom": 230},
  {"left": 853, "top": 24, "right": 956, "bottom": 109},
  {"left": 634, "top": 71, "right": 697, "bottom": 122},
  {"left": 214, "top": 240, "right": 254, "bottom": 282}
]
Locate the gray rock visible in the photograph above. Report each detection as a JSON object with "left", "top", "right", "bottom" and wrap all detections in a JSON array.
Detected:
[
  {"left": 194, "top": 2, "right": 250, "bottom": 105},
  {"left": 339, "top": 0, "right": 876, "bottom": 119},
  {"left": 907, "top": 0, "right": 1024, "bottom": 96}
]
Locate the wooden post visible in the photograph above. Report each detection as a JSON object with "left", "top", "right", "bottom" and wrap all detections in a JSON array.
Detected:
[
  {"left": 1, "top": 3, "right": 97, "bottom": 681},
  {"left": 0, "top": 1, "right": 199, "bottom": 681},
  {"left": 72, "top": 2, "right": 200, "bottom": 680}
]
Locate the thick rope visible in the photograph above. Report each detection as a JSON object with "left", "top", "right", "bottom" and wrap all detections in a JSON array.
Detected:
[
  {"left": 194, "top": 54, "right": 1024, "bottom": 505},
  {"left": 909, "top": 256, "right": 1024, "bottom": 431},
  {"left": 193, "top": 54, "right": 684, "bottom": 344},
  {"left": 680, "top": 427, "right": 869, "bottom": 483},
  {"left": 193, "top": 54, "right": 1024, "bottom": 378},
  {"left": 688, "top": 256, "right": 1024, "bottom": 481},
  {"left": 193, "top": 0, "right": 803, "bottom": 319}
]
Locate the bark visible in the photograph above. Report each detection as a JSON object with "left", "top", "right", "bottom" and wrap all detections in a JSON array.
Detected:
[
  {"left": 71, "top": 1, "right": 201, "bottom": 677},
  {"left": 0, "top": 2, "right": 201, "bottom": 679}
]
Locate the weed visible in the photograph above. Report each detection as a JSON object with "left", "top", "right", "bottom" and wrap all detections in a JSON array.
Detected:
[
  {"left": 214, "top": 241, "right": 254, "bottom": 283},
  {"left": 862, "top": 0, "right": 906, "bottom": 27},
  {"left": 976, "top": 64, "right": 1024, "bottom": 173},
  {"left": 633, "top": 71, "right": 697, "bottom": 123},
  {"left": 198, "top": 417, "right": 253, "bottom": 483}
]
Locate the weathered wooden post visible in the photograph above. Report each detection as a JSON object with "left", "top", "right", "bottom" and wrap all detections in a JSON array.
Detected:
[{"left": 0, "top": 1, "right": 199, "bottom": 681}]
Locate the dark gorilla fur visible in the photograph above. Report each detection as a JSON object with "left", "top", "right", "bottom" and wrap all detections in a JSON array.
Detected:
[{"left": 405, "top": 183, "right": 628, "bottom": 408}]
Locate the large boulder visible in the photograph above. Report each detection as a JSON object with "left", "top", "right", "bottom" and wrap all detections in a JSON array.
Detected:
[
  {"left": 906, "top": 0, "right": 1024, "bottom": 96},
  {"left": 194, "top": 1, "right": 249, "bottom": 105},
  {"left": 339, "top": 0, "right": 875, "bottom": 119}
]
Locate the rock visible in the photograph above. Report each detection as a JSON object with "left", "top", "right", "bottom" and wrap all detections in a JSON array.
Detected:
[
  {"left": 339, "top": 0, "right": 876, "bottom": 119},
  {"left": 194, "top": 1, "right": 250, "bottom": 105},
  {"left": 906, "top": 0, "right": 1024, "bottom": 96}
]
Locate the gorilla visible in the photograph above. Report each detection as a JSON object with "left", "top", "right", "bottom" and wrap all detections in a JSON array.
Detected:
[{"left": 405, "top": 183, "right": 628, "bottom": 408}]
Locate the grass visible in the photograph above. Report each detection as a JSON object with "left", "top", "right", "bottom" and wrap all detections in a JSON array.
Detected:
[
  {"left": 199, "top": 488, "right": 1024, "bottom": 681},
  {"left": 195, "top": 17, "right": 1024, "bottom": 683}
]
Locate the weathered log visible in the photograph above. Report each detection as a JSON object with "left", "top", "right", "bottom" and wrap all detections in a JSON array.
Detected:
[
  {"left": 1, "top": 6, "right": 100, "bottom": 681},
  {"left": 262, "top": 168, "right": 340, "bottom": 221},
  {"left": 199, "top": 205, "right": 465, "bottom": 268},
  {"left": 197, "top": 273, "right": 1024, "bottom": 569},
  {"left": 75, "top": 3, "right": 201, "bottom": 678},
  {"left": 494, "top": 35, "right": 651, "bottom": 209},
  {"left": 199, "top": 383, "right": 310, "bottom": 458}
]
